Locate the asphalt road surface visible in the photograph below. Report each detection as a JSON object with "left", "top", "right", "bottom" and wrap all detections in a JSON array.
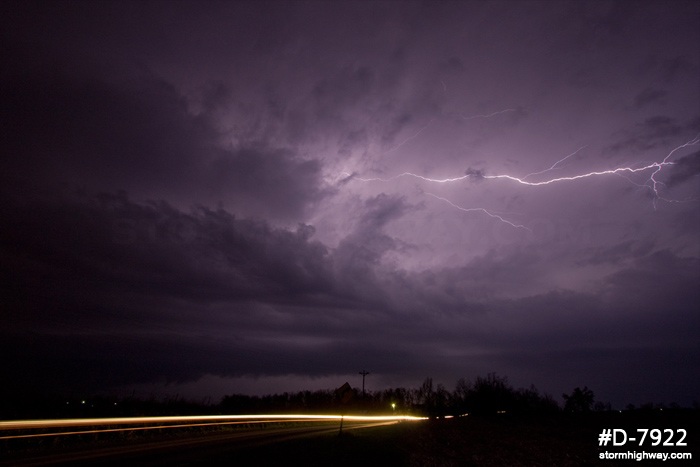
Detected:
[{"left": 1, "top": 420, "right": 401, "bottom": 466}]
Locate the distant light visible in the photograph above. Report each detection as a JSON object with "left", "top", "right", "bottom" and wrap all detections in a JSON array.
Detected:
[{"left": 81, "top": 400, "right": 86, "bottom": 404}]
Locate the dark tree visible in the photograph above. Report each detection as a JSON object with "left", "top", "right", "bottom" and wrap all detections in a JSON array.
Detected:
[
  {"left": 562, "top": 386, "right": 595, "bottom": 412},
  {"left": 471, "top": 373, "right": 514, "bottom": 415},
  {"left": 418, "top": 377, "right": 435, "bottom": 416}
]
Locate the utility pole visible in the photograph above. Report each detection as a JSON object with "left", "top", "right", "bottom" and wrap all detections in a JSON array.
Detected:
[{"left": 359, "top": 370, "right": 370, "bottom": 397}]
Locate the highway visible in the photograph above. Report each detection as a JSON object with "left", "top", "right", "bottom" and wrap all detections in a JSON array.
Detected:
[{"left": 1, "top": 415, "right": 423, "bottom": 466}]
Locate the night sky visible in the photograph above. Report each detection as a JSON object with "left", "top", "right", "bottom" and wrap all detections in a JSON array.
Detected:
[{"left": 2, "top": 0, "right": 699, "bottom": 409}]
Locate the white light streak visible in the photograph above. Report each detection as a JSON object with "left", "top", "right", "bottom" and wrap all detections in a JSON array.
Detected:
[
  {"left": 383, "top": 120, "right": 434, "bottom": 154},
  {"left": 0, "top": 414, "right": 426, "bottom": 431},
  {"left": 425, "top": 192, "right": 530, "bottom": 230},
  {"left": 349, "top": 136, "right": 700, "bottom": 208},
  {"left": 458, "top": 108, "right": 517, "bottom": 120},
  {"left": 522, "top": 146, "right": 587, "bottom": 180}
]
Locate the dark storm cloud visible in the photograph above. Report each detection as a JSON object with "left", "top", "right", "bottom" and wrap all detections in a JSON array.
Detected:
[
  {"left": 439, "top": 57, "right": 465, "bottom": 74},
  {"left": 1, "top": 186, "right": 698, "bottom": 404},
  {"left": 410, "top": 250, "right": 543, "bottom": 304},
  {"left": 0, "top": 190, "right": 420, "bottom": 394},
  {"left": 312, "top": 66, "right": 376, "bottom": 119},
  {"left": 579, "top": 240, "right": 654, "bottom": 266},
  {"left": 410, "top": 250, "right": 700, "bottom": 405},
  {"left": 465, "top": 167, "right": 487, "bottom": 179},
  {"left": 2, "top": 67, "right": 204, "bottom": 188},
  {"left": 333, "top": 194, "right": 416, "bottom": 303},
  {"left": 343, "top": 246, "right": 698, "bottom": 406},
  {"left": 1, "top": 0, "right": 699, "bottom": 407},
  {"left": 307, "top": 61, "right": 441, "bottom": 159},
  {"left": 0, "top": 50, "right": 325, "bottom": 220},
  {"left": 0, "top": 313, "right": 436, "bottom": 395},
  {"left": 0, "top": 189, "right": 475, "bottom": 393},
  {"left": 0, "top": 191, "right": 334, "bottom": 392},
  {"left": 207, "top": 145, "right": 326, "bottom": 218},
  {"left": 601, "top": 250, "right": 700, "bottom": 312},
  {"left": 666, "top": 150, "right": 700, "bottom": 187},
  {"left": 606, "top": 116, "right": 685, "bottom": 154},
  {"left": 1, "top": 193, "right": 333, "bottom": 313},
  {"left": 632, "top": 87, "right": 666, "bottom": 109},
  {"left": 660, "top": 56, "right": 696, "bottom": 83}
]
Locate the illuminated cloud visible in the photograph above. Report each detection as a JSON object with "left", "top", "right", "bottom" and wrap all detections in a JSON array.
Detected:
[{"left": 1, "top": 0, "right": 698, "bottom": 408}]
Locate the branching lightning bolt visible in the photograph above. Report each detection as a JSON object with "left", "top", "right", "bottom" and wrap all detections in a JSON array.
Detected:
[
  {"left": 342, "top": 136, "right": 699, "bottom": 229},
  {"left": 458, "top": 108, "right": 517, "bottom": 120},
  {"left": 522, "top": 146, "right": 587, "bottom": 180},
  {"left": 425, "top": 193, "right": 531, "bottom": 231},
  {"left": 383, "top": 120, "right": 434, "bottom": 154},
  {"left": 352, "top": 136, "right": 700, "bottom": 199},
  {"left": 480, "top": 136, "right": 699, "bottom": 209}
]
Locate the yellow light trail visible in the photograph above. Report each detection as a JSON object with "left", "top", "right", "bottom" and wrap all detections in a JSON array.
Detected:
[{"left": 0, "top": 414, "right": 426, "bottom": 431}]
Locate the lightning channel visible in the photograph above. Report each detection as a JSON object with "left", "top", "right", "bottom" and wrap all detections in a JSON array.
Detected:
[
  {"left": 522, "top": 146, "right": 587, "bottom": 180},
  {"left": 458, "top": 108, "right": 518, "bottom": 120},
  {"left": 351, "top": 136, "right": 700, "bottom": 205},
  {"left": 425, "top": 192, "right": 531, "bottom": 231},
  {"left": 383, "top": 120, "right": 434, "bottom": 154}
]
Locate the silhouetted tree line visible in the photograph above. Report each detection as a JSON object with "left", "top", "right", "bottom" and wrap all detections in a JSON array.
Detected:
[
  {"left": 221, "top": 373, "right": 563, "bottom": 418},
  {"left": 3, "top": 374, "right": 697, "bottom": 420},
  {"left": 218, "top": 374, "right": 695, "bottom": 418},
  {"left": 411, "top": 373, "right": 561, "bottom": 418}
]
